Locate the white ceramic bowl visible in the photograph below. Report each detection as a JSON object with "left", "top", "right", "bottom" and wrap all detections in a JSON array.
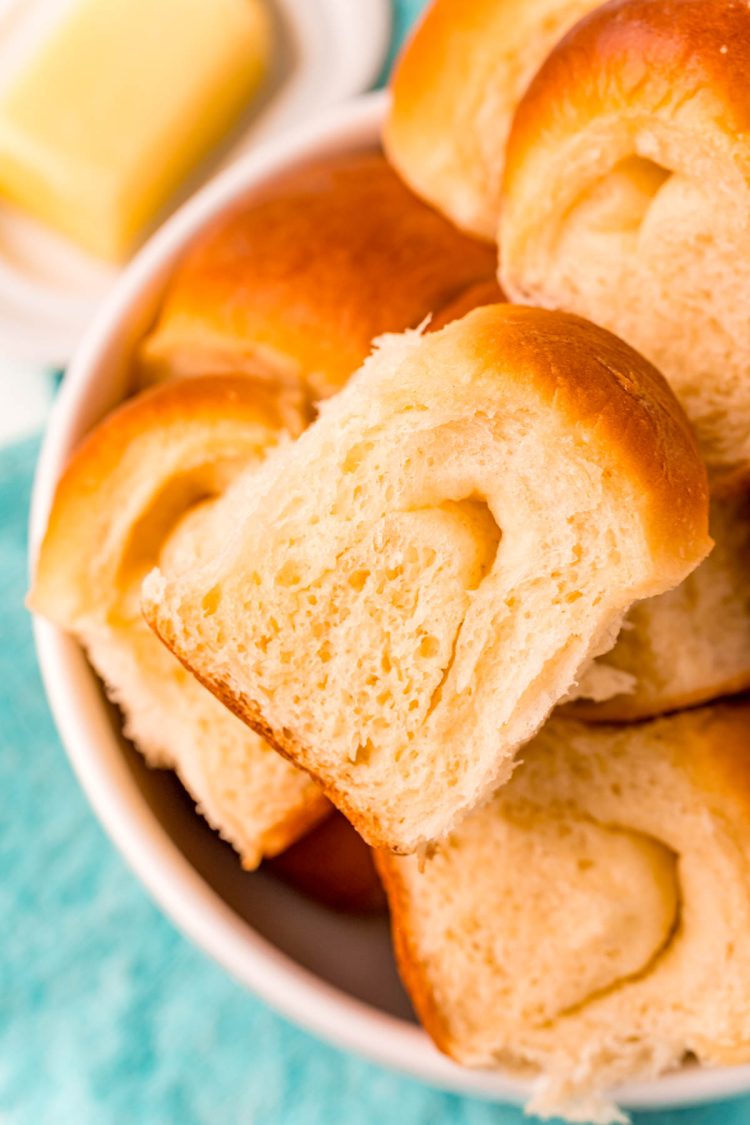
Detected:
[{"left": 30, "top": 91, "right": 750, "bottom": 1114}]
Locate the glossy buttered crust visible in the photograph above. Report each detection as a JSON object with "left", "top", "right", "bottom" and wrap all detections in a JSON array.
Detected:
[
  {"left": 503, "top": 0, "right": 750, "bottom": 186},
  {"left": 385, "top": 0, "right": 601, "bottom": 240},
  {"left": 448, "top": 306, "right": 710, "bottom": 579},
  {"left": 139, "top": 150, "right": 496, "bottom": 400},
  {"left": 498, "top": 0, "right": 750, "bottom": 489},
  {"left": 502, "top": 0, "right": 750, "bottom": 251}
]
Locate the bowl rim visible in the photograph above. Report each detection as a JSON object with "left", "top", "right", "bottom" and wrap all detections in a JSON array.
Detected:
[{"left": 29, "top": 89, "right": 750, "bottom": 1113}]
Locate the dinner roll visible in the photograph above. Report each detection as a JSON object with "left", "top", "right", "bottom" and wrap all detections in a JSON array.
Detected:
[
  {"left": 28, "top": 378, "right": 329, "bottom": 869},
  {"left": 138, "top": 150, "right": 496, "bottom": 403},
  {"left": 385, "top": 0, "right": 602, "bottom": 240},
  {"left": 378, "top": 703, "right": 750, "bottom": 1121},
  {"left": 571, "top": 490, "right": 750, "bottom": 720},
  {"left": 143, "top": 306, "right": 710, "bottom": 853},
  {"left": 500, "top": 0, "right": 750, "bottom": 481}
]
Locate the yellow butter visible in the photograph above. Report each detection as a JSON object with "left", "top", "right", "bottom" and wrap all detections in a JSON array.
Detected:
[{"left": 0, "top": 0, "right": 271, "bottom": 260}]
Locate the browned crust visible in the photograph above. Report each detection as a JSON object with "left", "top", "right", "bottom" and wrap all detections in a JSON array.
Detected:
[
  {"left": 439, "top": 305, "right": 710, "bottom": 578},
  {"left": 269, "top": 811, "right": 387, "bottom": 913},
  {"left": 139, "top": 150, "right": 496, "bottom": 400},
  {"left": 428, "top": 279, "right": 505, "bottom": 333},
  {"left": 385, "top": 0, "right": 461, "bottom": 167},
  {"left": 247, "top": 791, "right": 331, "bottom": 869},
  {"left": 374, "top": 850, "right": 459, "bottom": 1058},
  {"left": 29, "top": 375, "right": 297, "bottom": 627},
  {"left": 31, "top": 373, "right": 330, "bottom": 870},
  {"left": 500, "top": 0, "right": 750, "bottom": 486},
  {"left": 504, "top": 0, "right": 750, "bottom": 203},
  {"left": 138, "top": 610, "right": 415, "bottom": 852},
  {"left": 384, "top": 0, "right": 497, "bottom": 237},
  {"left": 385, "top": 0, "right": 600, "bottom": 240}
]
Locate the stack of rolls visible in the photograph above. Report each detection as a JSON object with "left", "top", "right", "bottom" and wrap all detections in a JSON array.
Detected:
[
  {"left": 30, "top": 149, "right": 498, "bottom": 896},
  {"left": 138, "top": 151, "right": 497, "bottom": 403},
  {"left": 27, "top": 1, "right": 750, "bottom": 1119},
  {"left": 379, "top": 0, "right": 750, "bottom": 1114}
]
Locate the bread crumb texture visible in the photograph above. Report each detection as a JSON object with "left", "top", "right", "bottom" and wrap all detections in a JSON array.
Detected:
[
  {"left": 142, "top": 306, "right": 709, "bottom": 853},
  {"left": 378, "top": 703, "right": 750, "bottom": 1118}
]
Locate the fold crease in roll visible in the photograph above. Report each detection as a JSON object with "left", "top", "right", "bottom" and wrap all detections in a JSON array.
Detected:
[
  {"left": 500, "top": 0, "right": 750, "bottom": 482},
  {"left": 569, "top": 488, "right": 750, "bottom": 720},
  {"left": 377, "top": 702, "right": 750, "bottom": 1120}
]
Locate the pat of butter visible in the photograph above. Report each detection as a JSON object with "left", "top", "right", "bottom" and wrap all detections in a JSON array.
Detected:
[{"left": 0, "top": 0, "right": 271, "bottom": 260}]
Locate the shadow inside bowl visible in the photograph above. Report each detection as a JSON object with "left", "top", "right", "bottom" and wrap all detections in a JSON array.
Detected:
[{"left": 105, "top": 689, "right": 414, "bottom": 1021}]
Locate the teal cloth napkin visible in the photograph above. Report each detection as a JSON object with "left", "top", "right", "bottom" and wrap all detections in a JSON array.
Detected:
[{"left": 3, "top": 3, "right": 750, "bottom": 1122}]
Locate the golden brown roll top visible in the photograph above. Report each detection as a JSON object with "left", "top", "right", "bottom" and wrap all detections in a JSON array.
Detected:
[
  {"left": 500, "top": 0, "right": 750, "bottom": 479},
  {"left": 139, "top": 150, "right": 497, "bottom": 403},
  {"left": 29, "top": 377, "right": 328, "bottom": 868},
  {"left": 503, "top": 0, "right": 750, "bottom": 223},
  {"left": 385, "top": 0, "right": 602, "bottom": 240},
  {"left": 444, "top": 306, "right": 710, "bottom": 578},
  {"left": 30, "top": 377, "right": 298, "bottom": 630}
]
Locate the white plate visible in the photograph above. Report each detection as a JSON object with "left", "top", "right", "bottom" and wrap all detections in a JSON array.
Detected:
[
  {"left": 0, "top": 0, "right": 390, "bottom": 367},
  {"left": 30, "top": 92, "right": 750, "bottom": 1114}
]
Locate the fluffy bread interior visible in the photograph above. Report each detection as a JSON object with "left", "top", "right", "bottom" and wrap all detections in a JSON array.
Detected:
[
  {"left": 572, "top": 490, "right": 750, "bottom": 720},
  {"left": 28, "top": 378, "right": 328, "bottom": 867},
  {"left": 143, "top": 307, "right": 710, "bottom": 853},
  {"left": 378, "top": 704, "right": 750, "bottom": 1119}
]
